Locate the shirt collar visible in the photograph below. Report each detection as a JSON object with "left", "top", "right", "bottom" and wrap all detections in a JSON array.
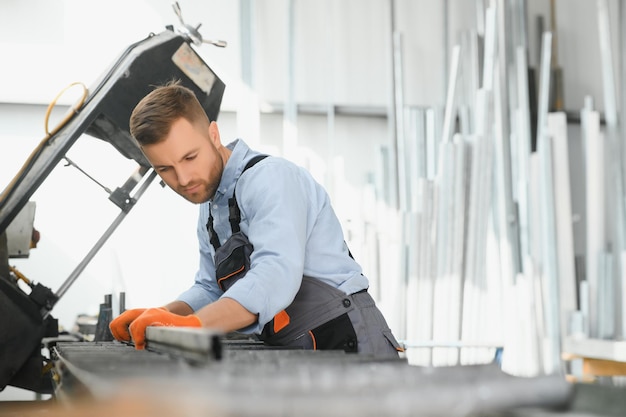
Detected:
[{"left": 214, "top": 138, "right": 250, "bottom": 201}]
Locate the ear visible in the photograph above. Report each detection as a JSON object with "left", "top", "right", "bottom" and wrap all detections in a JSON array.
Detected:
[{"left": 208, "top": 121, "right": 221, "bottom": 147}]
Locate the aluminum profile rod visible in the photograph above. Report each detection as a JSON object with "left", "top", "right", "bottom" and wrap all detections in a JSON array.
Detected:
[
  {"left": 442, "top": 0, "right": 450, "bottom": 103},
  {"left": 404, "top": 210, "right": 420, "bottom": 365},
  {"left": 458, "top": 106, "right": 471, "bottom": 143},
  {"left": 460, "top": 134, "right": 479, "bottom": 365},
  {"left": 423, "top": 179, "right": 437, "bottom": 365},
  {"left": 513, "top": 0, "right": 529, "bottom": 50},
  {"left": 459, "top": 31, "right": 480, "bottom": 136},
  {"left": 397, "top": 211, "right": 409, "bottom": 342},
  {"left": 481, "top": 7, "right": 497, "bottom": 93},
  {"left": 475, "top": 0, "right": 486, "bottom": 37},
  {"left": 433, "top": 141, "right": 456, "bottom": 365},
  {"left": 613, "top": 166, "right": 626, "bottom": 339},
  {"left": 391, "top": 27, "right": 409, "bottom": 337},
  {"left": 434, "top": 142, "right": 454, "bottom": 285},
  {"left": 537, "top": 133, "right": 561, "bottom": 374},
  {"left": 469, "top": 11, "right": 496, "bottom": 289},
  {"left": 508, "top": 0, "right": 529, "bottom": 223},
  {"left": 511, "top": 0, "right": 530, "bottom": 223},
  {"left": 405, "top": 107, "right": 427, "bottom": 198},
  {"left": 472, "top": 132, "right": 495, "bottom": 356},
  {"left": 597, "top": 0, "right": 626, "bottom": 339},
  {"left": 426, "top": 108, "right": 442, "bottom": 179},
  {"left": 467, "top": 7, "right": 496, "bottom": 291},
  {"left": 583, "top": 110, "right": 604, "bottom": 338},
  {"left": 547, "top": 112, "right": 577, "bottom": 348},
  {"left": 535, "top": 29, "right": 561, "bottom": 374},
  {"left": 425, "top": 179, "right": 436, "bottom": 366},
  {"left": 523, "top": 260, "right": 544, "bottom": 376},
  {"left": 536, "top": 32, "right": 552, "bottom": 144},
  {"left": 597, "top": 0, "right": 618, "bottom": 128},
  {"left": 493, "top": 54, "right": 520, "bottom": 286},
  {"left": 363, "top": 179, "right": 382, "bottom": 301},
  {"left": 461, "top": 90, "right": 493, "bottom": 362},
  {"left": 376, "top": 145, "right": 394, "bottom": 223},
  {"left": 621, "top": 0, "right": 626, "bottom": 188},
  {"left": 515, "top": 46, "right": 533, "bottom": 269},
  {"left": 460, "top": 7, "right": 497, "bottom": 365},
  {"left": 462, "top": 133, "right": 493, "bottom": 364},
  {"left": 441, "top": 45, "right": 461, "bottom": 144},
  {"left": 428, "top": 173, "right": 441, "bottom": 365},
  {"left": 413, "top": 178, "right": 435, "bottom": 366},
  {"left": 580, "top": 279, "right": 590, "bottom": 336},
  {"left": 452, "top": 134, "right": 468, "bottom": 365},
  {"left": 622, "top": 251, "right": 626, "bottom": 339},
  {"left": 387, "top": 0, "right": 400, "bottom": 210},
  {"left": 393, "top": 30, "right": 407, "bottom": 211},
  {"left": 597, "top": 252, "right": 614, "bottom": 339},
  {"left": 528, "top": 154, "right": 546, "bottom": 368},
  {"left": 579, "top": 96, "right": 594, "bottom": 182},
  {"left": 505, "top": 0, "right": 519, "bottom": 114},
  {"left": 145, "top": 326, "right": 223, "bottom": 363},
  {"left": 499, "top": 0, "right": 516, "bottom": 113},
  {"left": 457, "top": 137, "right": 468, "bottom": 364}
]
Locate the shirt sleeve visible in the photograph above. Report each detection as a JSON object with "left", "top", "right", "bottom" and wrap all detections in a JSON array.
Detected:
[
  {"left": 176, "top": 203, "right": 223, "bottom": 310},
  {"left": 221, "top": 159, "right": 312, "bottom": 333}
]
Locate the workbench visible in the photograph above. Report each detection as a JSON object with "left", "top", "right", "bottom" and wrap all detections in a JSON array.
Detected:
[{"left": 26, "top": 328, "right": 605, "bottom": 416}]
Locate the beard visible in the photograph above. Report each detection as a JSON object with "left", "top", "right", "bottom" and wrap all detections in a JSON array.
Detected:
[
  {"left": 175, "top": 156, "right": 224, "bottom": 204},
  {"left": 177, "top": 179, "right": 214, "bottom": 204}
]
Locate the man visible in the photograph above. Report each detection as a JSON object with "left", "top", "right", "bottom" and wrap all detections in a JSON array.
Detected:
[{"left": 109, "top": 81, "right": 403, "bottom": 357}]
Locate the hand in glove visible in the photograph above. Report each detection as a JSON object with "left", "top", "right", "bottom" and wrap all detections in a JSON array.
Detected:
[
  {"left": 109, "top": 308, "right": 149, "bottom": 342},
  {"left": 128, "top": 308, "right": 202, "bottom": 350}
]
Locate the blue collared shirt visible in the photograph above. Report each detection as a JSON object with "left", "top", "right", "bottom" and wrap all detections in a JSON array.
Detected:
[{"left": 177, "top": 139, "right": 369, "bottom": 334}]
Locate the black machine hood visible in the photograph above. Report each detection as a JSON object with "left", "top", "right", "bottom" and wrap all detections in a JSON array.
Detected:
[{"left": 0, "top": 27, "right": 225, "bottom": 233}]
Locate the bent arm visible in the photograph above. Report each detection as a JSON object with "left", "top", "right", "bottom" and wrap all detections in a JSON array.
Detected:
[
  {"left": 165, "top": 298, "right": 257, "bottom": 332},
  {"left": 163, "top": 300, "right": 194, "bottom": 315},
  {"left": 195, "top": 297, "right": 258, "bottom": 332}
]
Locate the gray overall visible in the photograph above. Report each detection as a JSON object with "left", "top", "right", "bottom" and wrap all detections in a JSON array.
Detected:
[{"left": 208, "top": 156, "right": 403, "bottom": 358}]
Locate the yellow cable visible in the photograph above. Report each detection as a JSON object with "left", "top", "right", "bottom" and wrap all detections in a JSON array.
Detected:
[
  {"left": 0, "top": 82, "right": 89, "bottom": 204},
  {"left": 44, "top": 82, "right": 89, "bottom": 136},
  {"left": 9, "top": 265, "right": 31, "bottom": 286}
]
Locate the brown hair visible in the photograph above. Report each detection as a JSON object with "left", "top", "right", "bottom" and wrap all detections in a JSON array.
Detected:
[{"left": 130, "top": 80, "right": 210, "bottom": 146}]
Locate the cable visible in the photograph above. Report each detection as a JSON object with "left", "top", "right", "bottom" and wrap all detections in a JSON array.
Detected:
[
  {"left": 44, "top": 82, "right": 88, "bottom": 136},
  {"left": 9, "top": 265, "right": 32, "bottom": 287},
  {"left": 0, "top": 82, "right": 89, "bottom": 205}
]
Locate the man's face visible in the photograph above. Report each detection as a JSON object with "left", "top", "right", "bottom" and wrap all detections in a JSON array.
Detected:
[{"left": 141, "top": 118, "right": 224, "bottom": 204}]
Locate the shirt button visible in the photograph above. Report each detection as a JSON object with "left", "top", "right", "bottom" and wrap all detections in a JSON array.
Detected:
[
  {"left": 347, "top": 339, "right": 356, "bottom": 349},
  {"left": 343, "top": 299, "right": 351, "bottom": 308}
]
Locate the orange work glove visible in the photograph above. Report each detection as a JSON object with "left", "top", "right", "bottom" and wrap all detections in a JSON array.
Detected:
[
  {"left": 109, "top": 308, "right": 148, "bottom": 342},
  {"left": 128, "top": 308, "right": 202, "bottom": 350},
  {"left": 109, "top": 307, "right": 169, "bottom": 342}
]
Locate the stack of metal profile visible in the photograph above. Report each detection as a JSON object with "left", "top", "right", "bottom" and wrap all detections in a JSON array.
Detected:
[{"left": 47, "top": 327, "right": 585, "bottom": 417}]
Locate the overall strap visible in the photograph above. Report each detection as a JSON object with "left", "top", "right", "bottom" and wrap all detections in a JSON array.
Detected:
[{"left": 206, "top": 155, "right": 268, "bottom": 250}]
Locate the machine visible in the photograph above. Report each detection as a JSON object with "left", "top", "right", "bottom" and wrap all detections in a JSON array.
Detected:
[{"left": 0, "top": 2, "right": 225, "bottom": 394}]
